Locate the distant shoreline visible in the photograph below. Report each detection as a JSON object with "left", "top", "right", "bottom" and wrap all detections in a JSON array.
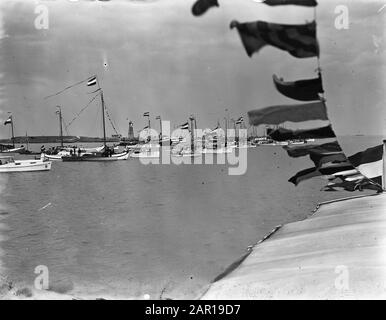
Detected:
[{"left": 0, "top": 136, "right": 124, "bottom": 144}]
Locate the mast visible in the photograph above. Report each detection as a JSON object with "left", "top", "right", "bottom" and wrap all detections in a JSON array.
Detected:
[
  {"left": 189, "top": 116, "right": 195, "bottom": 153},
  {"left": 224, "top": 117, "right": 228, "bottom": 147},
  {"left": 157, "top": 116, "right": 162, "bottom": 145},
  {"left": 95, "top": 76, "right": 107, "bottom": 148},
  {"left": 25, "top": 132, "right": 29, "bottom": 151},
  {"left": 100, "top": 90, "right": 107, "bottom": 148},
  {"left": 56, "top": 106, "right": 64, "bottom": 147},
  {"left": 11, "top": 116, "right": 15, "bottom": 148}
]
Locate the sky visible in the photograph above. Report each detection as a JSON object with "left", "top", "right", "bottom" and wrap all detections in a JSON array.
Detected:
[{"left": 0, "top": 0, "right": 385, "bottom": 139}]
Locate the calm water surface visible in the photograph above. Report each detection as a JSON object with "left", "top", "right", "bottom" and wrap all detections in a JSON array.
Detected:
[{"left": 0, "top": 136, "right": 380, "bottom": 299}]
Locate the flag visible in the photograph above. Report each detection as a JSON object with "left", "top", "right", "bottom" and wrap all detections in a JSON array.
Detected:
[
  {"left": 284, "top": 141, "right": 342, "bottom": 158},
  {"left": 143, "top": 112, "right": 150, "bottom": 117},
  {"left": 179, "top": 122, "right": 189, "bottom": 130},
  {"left": 236, "top": 116, "right": 244, "bottom": 124},
  {"left": 309, "top": 152, "right": 348, "bottom": 168},
  {"left": 347, "top": 145, "right": 383, "bottom": 185},
  {"left": 212, "top": 124, "right": 220, "bottom": 132},
  {"left": 267, "top": 124, "right": 336, "bottom": 141},
  {"left": 155, "top": 116, "right": 161, "bottom": 120},
  {"left": 248, "top": 101, "right": 328, "bottom": 126},
  {"left": 263, "top": 0, "right": 317, "bottom": 6},
  {"left": 230, "top": 20, "right": 319, "bottom": 58},
  {"left": 289, "top": 163, "right": 355, "bottom": 186},
  {"left": 323, "top": 176, "right": 382, "bottom": 192},
  {"left": 4, "top": 115, "right": 12, "bottom": 125},
  {"left": 273, "top": 74, "right": 323, "bottom": 101},
  {"left": 192, "top": 0, "right": 219, "bottom": 16},
  {"left": 87, "top": 76, "right": 97, "bottom": 86}
]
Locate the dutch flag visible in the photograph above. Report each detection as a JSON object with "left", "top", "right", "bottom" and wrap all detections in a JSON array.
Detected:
[{"left": 87, "top": 76, "right": 97, "bottom": 86}]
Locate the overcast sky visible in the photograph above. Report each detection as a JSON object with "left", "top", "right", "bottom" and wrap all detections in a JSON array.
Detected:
[{"left": 0, "top": 0, "right": 385, "bottom": 138}]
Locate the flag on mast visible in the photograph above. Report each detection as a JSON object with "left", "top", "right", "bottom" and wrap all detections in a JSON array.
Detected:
[
  {"left": 347, "top": 145, "right": 383, "bottom": 185},
  {"left": 4, "top": 115, "right": 12, "bottom": 125},
  {"left": 155, "top": 116, "right": 161, "bottom": 120},
  {"left": 236, "top": 116, "right": 244, "bottom": 124},
  {"left": 143, "top": 112, "right": 150, "bottom": 117},
  {"left": 272, "top": 74, "right": 324, "bottom": 101},
  {"left": 179, "top": 122, "right": 189, "bottom": 130},
  {"left": 87, "top": 76, "right": 97, "bottom": 86},
  {"left": 230, "top": 20, "right": 319, "bottom": 58}
]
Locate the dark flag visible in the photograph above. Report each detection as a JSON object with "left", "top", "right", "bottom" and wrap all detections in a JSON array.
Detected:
[
  {"left": 248, "top": 101, "right": 328, "bottom": 126},
  {"left": 289, "top": 163, "right": 355, "bottom": 186},
  {"left": 268, "top": 124, "right": 336, "bottom": 141},
  {"left": 273, "top": 74, "right": 323, "bottom": 101},
  {"left": 263, "top": 0, "right": 317, "bottom": 6},
  {"left": 309, "top": 152, "right": 348, "bottom": 168},
  {"left": 230, "top": 20, "right": 319, "bottom": 58},
  {"left": 284, "top": 141, "right": 342, "bottom": 158},
  {"left": 192, "top": 0, "right": 219, "bottom": 16},
  {"left": 347, "top": 145, "right": 383, "bottom": 185}
]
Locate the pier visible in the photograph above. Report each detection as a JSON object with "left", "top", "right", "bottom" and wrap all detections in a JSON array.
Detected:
[{"left": 202, "top": 192, "right": 386, "bottom": 299}]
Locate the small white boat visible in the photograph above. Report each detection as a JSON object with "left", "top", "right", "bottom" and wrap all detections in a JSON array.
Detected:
[{"left": 0, "top": 156, "right": 51, "bottom": 173}]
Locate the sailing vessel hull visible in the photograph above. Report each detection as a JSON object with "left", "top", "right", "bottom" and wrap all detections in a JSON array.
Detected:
[
  {"left": 0, "top": 159, "right": 52, "bottom": 173},
  {"left": 62, "top": 151, "right": 129, "bottom": 162}
]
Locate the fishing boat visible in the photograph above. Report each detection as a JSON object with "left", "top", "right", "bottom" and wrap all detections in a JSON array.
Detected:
[{"left": 0, "top": 156, "right": 51, "bottom": 173}]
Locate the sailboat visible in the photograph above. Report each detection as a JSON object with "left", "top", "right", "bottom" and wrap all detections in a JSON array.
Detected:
[
  {"left": 1, "top": 114, "right": 26, "bottom": 153},
  {"left": 44, "top": 76, "right": 128, "bottom": 162}
]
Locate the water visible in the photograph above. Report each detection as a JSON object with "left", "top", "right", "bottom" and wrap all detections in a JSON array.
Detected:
[{"left": 0, "top": 137, "right": 381, "bottom": 299}]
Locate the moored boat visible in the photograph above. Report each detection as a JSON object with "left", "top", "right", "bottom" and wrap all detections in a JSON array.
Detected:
[{"left": 0, "top": 156, "right": 51, "bottom": 172}]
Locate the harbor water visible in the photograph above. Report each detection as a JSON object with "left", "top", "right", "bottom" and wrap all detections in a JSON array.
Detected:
[{"left": 0, "top": 136, "right": 380, "bottom": 299}]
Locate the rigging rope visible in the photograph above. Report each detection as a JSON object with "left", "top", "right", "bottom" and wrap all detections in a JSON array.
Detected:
[
  {"left": 44, "top": 75, "right": 96, "bottom": 100},
  {"left": 66, "top": 92, "right": 100, "bottom": 128},
  {"left": 104, "top": 105, "right": 120, "bottom": 136}
]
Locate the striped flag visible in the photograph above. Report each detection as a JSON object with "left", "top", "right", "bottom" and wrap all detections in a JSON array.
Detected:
[
  {"left": 273, "top": 74, "right": 324, "bottom": 101},
  {"left": 4, "top": 115, "right": 12, "bottom": 125},
  {"left": 284, "top": 142, "right": 342, "bottom": 158},
  {"left": 263, "top": 0, "right": 317, "bottom": 6},
  {"left": 289, "top": 163, "right": 355, "bottom": 186},
  {"left": 267, "top": 124, "right": 335, "bottom": 141},
  {"left": 236, "top": 116, "right": 244, "bottom": 124},
  {"left": 248, "top": 101, "right": 328, "bottom": 126},
  {"left": 143, "top": 112, "right": 150, "bottom": 117},
  {"left": 230, "top": 20, "right": 319, "bottom": 58},
  {"left": 348, "top": 145, "right": 383, "bottom": 185},
  {"left": 179, "top": 122, "right": 189, "bottom": 130},
  {"left": 192, "top": 0, "right": 219, "bottom": 16},
  {"left": 87, "top": 76, "right": 97, "bottom": 86},
  {"left": 155, "top": 116, "right": 161, "bottom": 120}
]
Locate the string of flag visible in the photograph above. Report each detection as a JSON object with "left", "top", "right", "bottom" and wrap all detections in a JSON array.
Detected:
[{"left": 190, "top": 0, "right": 382, "bottom": 192}]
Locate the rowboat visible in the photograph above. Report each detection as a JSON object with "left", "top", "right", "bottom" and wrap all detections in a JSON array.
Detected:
[{"left": 0, "top": 156, "right": 51, "bottom": 173}]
